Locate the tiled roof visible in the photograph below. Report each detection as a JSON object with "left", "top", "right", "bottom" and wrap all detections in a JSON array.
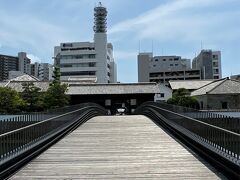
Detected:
[
  {"left": 66, "top": 83, "right": 162, "bottom": 95},
  {"left": 10, "top": 74, "right": 40, "bottom": 81},
  {"left": 191, "top": 78, "right": 240, "bottom": 96},
  {"left": 0, "top": 82, "right": 7, "bottom": 87},
  {"left": 169, "top": 80, "right": 213, "bottom": 90},
  {"left": 1, "top": 81, "right": 166, "bottom": 95},
  {"left": 6, "top": 82, "right": 49, "bottom": 92}
]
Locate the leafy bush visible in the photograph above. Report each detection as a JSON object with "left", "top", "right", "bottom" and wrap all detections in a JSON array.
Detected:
[
  {"left": 0, "top": 87, "right": 26, "bottom": 113},
  {"left": 167, "top": 88, "right": 199, "bottom": 109}
]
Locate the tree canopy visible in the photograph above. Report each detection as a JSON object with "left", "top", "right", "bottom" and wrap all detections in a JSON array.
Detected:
[
  {"left": 43, "top": 66, "right": 69, "bottom": 109},
  {"left": 0, "top": 87, "right": 26, "bottom": 114},
  {"left": 21, "top": 82, "right": 44, "bottom": 112},
  {"left": 0, "top": 67, "right": 70, "bottom": 113},
  {"left": 167, "top": 88, "right": 199, "bottom": 109}
]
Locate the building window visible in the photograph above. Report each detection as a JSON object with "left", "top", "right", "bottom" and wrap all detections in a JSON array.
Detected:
[
  {"left": 170, "top": 64, "right": 173, "bottom": 66},
  {"left": 214, "top": 69, "right": 219, "bottom": 74},
  {"left": 163, "top": 59, "right": 166, "bottom": 61},
  {"left": 62, "top": 43, "right": 73, "bottom": 47},
  {"left": 60, "top": 54, "right": 95, "bottom": 59},
  {"left": 200, "top": 101, "right": 203, "bottom": 109},
  {"left": 174, "top": 58, "right": 179, "bottom": 61},
  {"left": 169, "top": 58, "right": 173, "bottom": 61},
  {"left": 88, "top": 54, "right": 96, "bottom": 59},
  {"left": 153, "top": 64, "right": 156, "bottom": 67},
  {"left": 89, "top": 62, "right": 96, "bottom": 67},
  {"left": 213, "top": 62, "right": 218, "bottom": 67},
  {"left": 214, "top": 76, "right": 219, "bottom": 79},
  {"left": 175, "top": 64, "right": 178, "bottom": 66},
  {"left": 221, "top": 102, "right": 228, "bottom": 109},
  {"left": 213, "top": 55, "right": 218, "bottom": 59},
  {"left": 155, "top": 59, "right": 159, "bottom": 61},
  {"left": 61, "top": 71, "right": 96, "bottom": 76},
  {"left": 160, "top": 93, "right": 164, "bottom": 97},
  {"left": 60, "top": 62, "right": 96, "bottom": 68}
]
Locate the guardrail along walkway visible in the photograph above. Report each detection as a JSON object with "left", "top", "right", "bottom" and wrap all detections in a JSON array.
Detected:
[{"left": 11, "top": 115, "right": 223, "bottom": 179}]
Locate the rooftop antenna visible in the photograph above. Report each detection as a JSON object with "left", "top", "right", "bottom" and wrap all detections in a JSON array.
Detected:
[
  {"left": 138, "top": 40, "right": 141, "bottom": 53},
  {"left": 151, "top": 40, "right": 154, "bottom": 55}
]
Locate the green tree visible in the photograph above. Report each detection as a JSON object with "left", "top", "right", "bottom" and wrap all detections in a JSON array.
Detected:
[
  {"left": 21, "top": 82, "right": 44, "bottom": 112},
  {"left": 167, "top": 88, "right": 199, "bottom": 109},
  {"left": 0, "top": 87, "right": 26, "bottom": 113},
  {"left": 43, "top": 66, "right": 69, "bottom": 109},
  {"left": 52, "top": 66, "right": 61, "bottom": 84}
]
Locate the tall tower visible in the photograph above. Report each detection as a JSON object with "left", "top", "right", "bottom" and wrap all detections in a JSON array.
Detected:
[
  {"left": 94, "top": 2, "right": 108, "bottom": 83},
  {"left": 93, "top": 2, "right": 107, "bottom": 33}
]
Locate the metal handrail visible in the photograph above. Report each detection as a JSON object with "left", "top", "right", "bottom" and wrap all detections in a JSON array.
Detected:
[
  {"left": 0, "top": 103, "right": 106, "bottom": 179},
  {"left": 135, "top": 102, "right": 240, "bottom": 178},
  {"left": 0, "top": 107, "right": 90, "bottom": 138},
  {"left": 140, "top": 101, "right": 240, "bottom": 133},
  {"left": 0, "top": 103, "right": 101, "bottom": 134},
  {"left": 148, "top": 104, "right": 239, "bottom": 136}
]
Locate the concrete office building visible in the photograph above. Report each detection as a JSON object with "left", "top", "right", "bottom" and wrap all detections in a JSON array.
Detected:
[
  {"left": 18, "top": 52, "right": 31, "bottom": 74},
  {"left": 38, "top": 63, "right": 53, "bottom": 81},
  {"left": 54, "top": 3, "right": 117, "bottom": 83},
  {"left": 26, "top": 63, "right": 39, "bottom": 78},
  {"left": 26, "top": 62, "right": 53, "bottom": 81},
  {"left": 0, "top": 54, "right": 18, "bottom": 81},
  {"left": 192, "top": 50, "right": 222, "bottom": 79},
  {"left": 8, "top": 71, "right": 25, "bottom": 80},
  {"left": 138, "top": 53, "right": 200, "bottom": 84}
]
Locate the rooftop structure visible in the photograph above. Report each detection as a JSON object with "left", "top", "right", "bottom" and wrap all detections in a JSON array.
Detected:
[
  {"left": 169, "top": 80, "right": 213, "bottom": 92},
  {"left": 191, "top": 78, "right": 240, "bottom": 96},
  {"left": 191, "top": 78, "right": 240, "bottom": 110}
]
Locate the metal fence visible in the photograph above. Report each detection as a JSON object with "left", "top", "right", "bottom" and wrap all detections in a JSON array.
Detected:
[
  {"left": 147, "top": 102, "right": 240, "bottom": 134},
  {"left": 0, "top": 103, "right": 106, "bottom": 178},
  {"left": 135, "top": 102, "right": 240, "bottom": 178},
  {"left": 0, "top": 104, "right": 99, "bottom": 135}
]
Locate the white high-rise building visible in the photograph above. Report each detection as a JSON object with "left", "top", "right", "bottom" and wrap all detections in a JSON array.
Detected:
[
  {"left": 54, "top": 3, "right": 117, "bottom": 83},
  {"left": 18, "top": 52, "right": 31, "bottom": 74},
  {"left": 26, "top": 62, "right": 53, "bottom": 81},
  {"left": 38, "top": 63, "right": 53, "bottom": 81}
]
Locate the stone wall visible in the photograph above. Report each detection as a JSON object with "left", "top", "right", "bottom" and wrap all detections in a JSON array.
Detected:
[{"left": 196, "top": 94, "right": 240, "bottom": 110}]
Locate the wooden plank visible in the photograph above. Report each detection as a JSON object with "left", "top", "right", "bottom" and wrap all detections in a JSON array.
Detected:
[{"left": 10, "top": 115, "right": 224, "bottom": 179}]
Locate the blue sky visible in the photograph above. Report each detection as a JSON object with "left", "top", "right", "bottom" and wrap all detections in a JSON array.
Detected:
[{"left": 0, "top": 0, "right": 239, "bottom": 82}]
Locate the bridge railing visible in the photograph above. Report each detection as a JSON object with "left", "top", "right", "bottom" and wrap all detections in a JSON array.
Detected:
[
  {"left": 145, "top": 102, "right": 240, "bottom": 133},
  {"left": 0, "top": 104, "right": 97, "bottom": 135},
  {"left": 0, "top": 103, "right": 106, "bottom": 178},
  {"left": 136, "top": 102, "right": 240, "bottom": 178}
]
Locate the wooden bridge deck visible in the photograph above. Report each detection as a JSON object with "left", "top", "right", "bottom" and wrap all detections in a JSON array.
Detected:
[{"left": 11, "top": 115, "right": 223, "bottom": 179}]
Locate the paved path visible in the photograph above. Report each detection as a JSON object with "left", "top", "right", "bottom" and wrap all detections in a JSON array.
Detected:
[{"left": 11, "top": 115, "right": 223, "bottom": 179}]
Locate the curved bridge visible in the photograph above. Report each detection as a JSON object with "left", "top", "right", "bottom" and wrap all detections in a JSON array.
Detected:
[{"left": 0, "top": 102, "right": 239, "bottom": 179}]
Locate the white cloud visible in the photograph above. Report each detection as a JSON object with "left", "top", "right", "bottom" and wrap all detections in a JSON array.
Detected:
[
  {"left": 27, "top": 54, "right": 42, "bottom": 63},
  {"left": 0, "top": 9, "right": 75, "bottom": 58},
  {"left": 109, "top": 0, "right": 240, "bottom": 44}
]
